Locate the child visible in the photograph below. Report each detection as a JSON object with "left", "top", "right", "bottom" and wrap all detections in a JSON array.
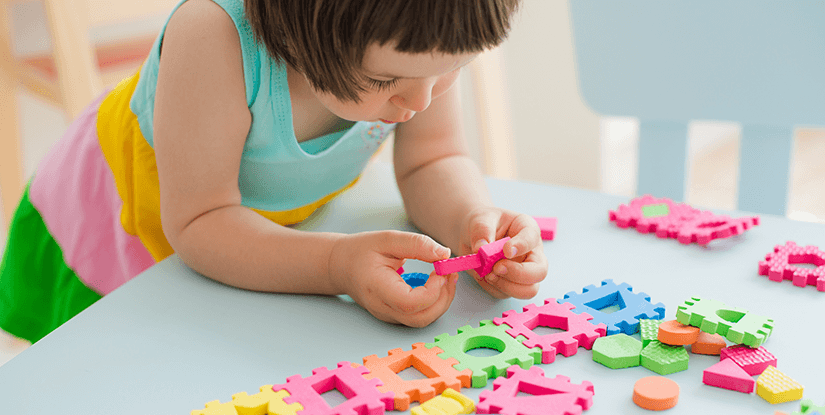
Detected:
[{"left": 0, "top": 0, "right": 548, "bottom": 342}]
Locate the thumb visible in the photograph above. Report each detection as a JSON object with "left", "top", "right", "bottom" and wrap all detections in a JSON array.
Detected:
[
  {"left": 469, "top": 211, "right": 499, "bottom": 252},
  {"left": 383, "top": 231, "right": 451, "bottom": 263}
]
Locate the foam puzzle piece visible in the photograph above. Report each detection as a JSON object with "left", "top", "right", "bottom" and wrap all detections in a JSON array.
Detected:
[
  {"left": 720, "top": 345, "right": 778, "bottom": 376},
  {"left": 758, "top": 241, "right": 825, "bottom": 292},
  {"left": 533, "top": 216, "right": 557, "bottom": 241},
  {"left": 401, "top": 273, "right": 429, "bottom": 288},
  {"left": 791, "top": 399, "right": 825, "bottom": 415},
  {"left": 191, "top": 386, "right": 303, "bottom": 415},
  {"left": 362, "top": 342, "right": 472, "bottom": 411},
  {"left": 493, "top": 298, "right": 607, "bottom": 363},
  {"left": 425, "top": 320, "right": 541, "bottom": 388},
  {"left": 632, "top": 376, "right": 680, "bottom": 411},
  {"left": 639, "top": 319, "right": 663, "bottom": 347},
  {"left": 657, "top": 319, "right": 700, "bottom": 346},
  {"left": 690, "top": 332, "right": 727, "bottom": 355},
  {"left": 673, "top": 212, "right": 760, "bottom": 245},
  {"left": 561, "top": 279, "right": 666, "bottom": 335},
  {"left": 272, "top": 361, "right": 394, "bottom": 415},
  {"left": 433, "top": 237, "right": 510, "bottom": 279},
  {"left": 397, "top": 267, "right": 405, "bottom": 275},
  {"left": 675, "top": 297, "right": 774, "bottom": 348},
  {"left": 757, "top": 365, "right": 804, "bottom": 404},
  {"left": 592, "top": 334, "right": 642, "bottom": 369},
  {"left": 410, "top": 388, "right": 475, "bottom": 415},
  {"left": 640, "top": 341, "right": 689, "bottom": 375},
  {"left": 703, "top": 358, "right": 756, "bottom": 394},
  {"left": 476, "top": 365, "right": 594, "bottom": 415}
]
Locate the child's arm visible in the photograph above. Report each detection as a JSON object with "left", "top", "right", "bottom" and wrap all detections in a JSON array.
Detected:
[
  {"left": 153, "top": 0, "right": 454, "bottom": 327},
  {"left": 394, "top": 84, "right": 548, "bottom": 299}
]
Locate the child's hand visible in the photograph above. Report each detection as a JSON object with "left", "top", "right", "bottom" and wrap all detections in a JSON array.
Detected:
[
  {"left": 329, "top": 231, "right": 458, "bottom": 327},
  {"left": 459, "top": 207, "right": 548, "bottom": 299}
]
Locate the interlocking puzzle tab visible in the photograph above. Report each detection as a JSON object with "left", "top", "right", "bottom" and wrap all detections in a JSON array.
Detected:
[
  {"left": 190, "top": 386, "right": 303, "bottom": 415},
  {"left": 758, "top": 241, "right": 825, "bottom": 292},
  {"left": 560, "top": 279, "right": 665, "bottom": 335},
  {"left": 609, "top": 195, "right": 759, "bottom": 245},
  {"left": 362, "top": 342, "right": 472, "bottom": 411},
  {"left": 493, "top": 298, "right": 607, "bottom": 363},
  {"left": 272, "top": 361, "right": 394, "bottom": 415},
  {"left": 476, "top": 366, "right": 594, "bottom": 415},
  {"left": 425, "top": 320, "right": 541, "bottom": 388},
  {"left": 410, "top": 388, "right": 475, "bottom": 415},
  {"left": 433, "top": 237, "right": 510, "bottom": 279},
  {"left": 675, "top": 297, "right": 774, "bottom": 348}
]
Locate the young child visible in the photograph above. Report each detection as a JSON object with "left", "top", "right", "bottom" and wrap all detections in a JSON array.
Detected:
[{"left": 0, "top": 0, "right": 548, "bottom": 342}]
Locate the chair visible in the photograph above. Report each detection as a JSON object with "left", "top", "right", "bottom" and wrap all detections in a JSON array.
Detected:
[
  {"left": 568, "top": 1, "right": 825, "bottom": 215},
  {"left": 0, "top": 0, "right": 177, "bottom": 226}
]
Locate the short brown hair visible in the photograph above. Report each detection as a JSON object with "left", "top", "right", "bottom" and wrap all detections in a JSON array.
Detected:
[{"left": 245, "top": 0, "right": 521, "bottom": 102}]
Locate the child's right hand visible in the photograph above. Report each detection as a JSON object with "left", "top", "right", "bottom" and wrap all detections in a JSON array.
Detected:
[{"left": 328, "top": 231, "right": 458, "bottom": 328}]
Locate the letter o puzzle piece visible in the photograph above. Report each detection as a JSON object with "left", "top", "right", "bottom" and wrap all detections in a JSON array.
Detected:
[
  {"left": 476, "top": 366, "right": 594, "bottom": 415},
  {"left": 362, "top": 343, "right": 472, "bottom": 411},
  {"left": 632, "top": 376, "right": 680, "bottom": 411},
  {"left": 493, "top": 298, "right": 607, "bottom": 364},
  {"left": 675, "top": 297, "right": 774, "bottom": 348},
  {"left": 425, "top": 320, "right": 541, "bottom": 388},
  {"left": 561, "top": 279, "right": 665, "bottom": 335},
  {"left": 758, "top": 241, "right": 825, "bottom": 292},
  {"left": 272, "top": 361, "right": 394, "bottom": 415}
]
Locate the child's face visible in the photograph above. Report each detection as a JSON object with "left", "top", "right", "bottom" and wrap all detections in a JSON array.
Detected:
[{"left": 313, "top": 43, "right": 479, "bottom": 124}]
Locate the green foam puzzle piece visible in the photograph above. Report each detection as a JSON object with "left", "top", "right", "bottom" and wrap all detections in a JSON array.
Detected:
[
  {"left": 641, "top": 203, "right": 670, "bottom": 218},
  {"left": 641, "top": 340, "right": 689, "bottom": 375},
  {"left": 675, "top": 297, "right": 774, "bottom": 348},
  {"left": 792, "top": 399, "right": 825, "bottom": 415},
  {"left": 592, "top": 333, "right": 642, "bottom": 369},
  {"left": 425, "top": 320, "right": 541, "bottom": 388},
  {"left": 639, "top": 319, "right": 663, "bottom": 347}
]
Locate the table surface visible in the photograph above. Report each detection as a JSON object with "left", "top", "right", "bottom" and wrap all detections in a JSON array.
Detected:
[{"left": 1, "top": 161, "right": 822, "bottom": 414}]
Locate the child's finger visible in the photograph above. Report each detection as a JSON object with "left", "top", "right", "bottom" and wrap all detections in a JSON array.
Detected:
[
  {"left": 381, "top": 231, "right": 450, "bottom": 263},
  {"left": 485, "top": 276, "right": 541, "bottom": 300},
  {"left": 377, "top": 271, "right": 451, "bottom": 315},
  {"left": 503, "top": 214, "right": 542, "bottom": 259},
  {"left": 468, "top": 211, "right": 499, "bottom": 252},
  {"left": 394, "top": 274, "right": 458, "bottom": 328},
  {"left": 491, "top": 251, "right": 548, "bottom": 285}
]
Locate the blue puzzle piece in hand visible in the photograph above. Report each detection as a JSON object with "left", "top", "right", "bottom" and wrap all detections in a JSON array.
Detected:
[
  {"left": 402, "top": 272, "right": 429, "bottom": 288},
  {"left": 559, "top": 279, "right": 665, "bottom": 335}
]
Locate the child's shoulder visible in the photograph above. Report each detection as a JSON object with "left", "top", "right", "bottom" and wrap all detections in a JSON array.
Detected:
[{"left": 165, "top": 0, "right": 240, "bottom": 46}]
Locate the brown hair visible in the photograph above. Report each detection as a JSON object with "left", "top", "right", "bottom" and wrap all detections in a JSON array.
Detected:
[{"left": 245, "top": 0, "right": 521, "bottom": 102}]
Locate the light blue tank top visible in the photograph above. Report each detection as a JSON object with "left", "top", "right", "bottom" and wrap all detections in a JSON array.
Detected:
[{"left": 129, "top": 0, "right": 395, "bottom": 212}]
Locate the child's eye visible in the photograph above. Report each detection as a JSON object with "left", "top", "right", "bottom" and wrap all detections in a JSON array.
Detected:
[{"left": 366, "top": 77, "right": 399, "bottom": 91}]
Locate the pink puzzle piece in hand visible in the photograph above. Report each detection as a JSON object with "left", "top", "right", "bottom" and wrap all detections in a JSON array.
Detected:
[{"left": 433, "top": 237, "right": 511, "bottom": 280}]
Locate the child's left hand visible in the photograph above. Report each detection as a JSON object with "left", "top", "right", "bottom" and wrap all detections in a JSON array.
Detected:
[{"left": 458, "top": 207, "right": 548, "bottom": 299}]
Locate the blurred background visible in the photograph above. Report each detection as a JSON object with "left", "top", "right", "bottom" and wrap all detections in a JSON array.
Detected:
[{"left": 1, "top": 0, "right": 824, "bottom": 363}]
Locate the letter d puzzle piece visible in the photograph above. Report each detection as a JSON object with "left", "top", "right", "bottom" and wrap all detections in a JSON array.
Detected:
[
  {"left": 433, "top": 237, "right": 510, "bottom": 279},
  {"left": 476, "top": 366, "right": 594, "bottom": 415},
  {"left": 758, "top": 241, "right": 825, "bottom": 292},
  {"left": 676, "top": 297, "right": 774, "bottom": 348}
]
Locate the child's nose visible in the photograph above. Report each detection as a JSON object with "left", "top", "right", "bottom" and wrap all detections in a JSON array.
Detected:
[{"left": 391, "top": 80, "right": 435, "bottom": 113}]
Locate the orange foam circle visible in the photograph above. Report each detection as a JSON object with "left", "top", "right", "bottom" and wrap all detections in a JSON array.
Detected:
[
  {"left": 633, "top": 376, "right": 679, "bottom": 411},
  {"left": 657, "top": 319, "right": 700, "bottom": 345}
]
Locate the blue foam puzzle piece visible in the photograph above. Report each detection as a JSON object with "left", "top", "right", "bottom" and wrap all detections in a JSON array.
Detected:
[
  {"left": 559, "top": 279, "right": 665, "bottom": 335},
  {"left": 401, "top": 272, "right": 429, "bottom": 288}
]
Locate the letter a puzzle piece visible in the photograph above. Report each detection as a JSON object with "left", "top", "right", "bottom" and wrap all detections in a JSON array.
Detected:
[
  {"left": 493, "top": 298, "right": 606, "bottom": 364},
  {"left": 272, "top": 361, "right": 394, "bottom": 415},
  {"left": 758, "top": 241, "right": 825, "bottom": 292},
  {"left": 190, "top": 386, "right": 303, "bottom": 415},
  {"left": 362, "top": 342, "right": 472, "bottom": 411},
  {"left": 433, "top": 237, "right": 510, "bottom": 279},
  {"left": 675, "top": 297, "right": 774, "bottom": 348},
  {"left": 703, "top": 358, "right": 756, "bottom": 394},
  {"left": 476, "top": 365, "right": 594, "bottom": 415},
  {"left": 561, "top": 279, "right": 665, "bottom": 335}
]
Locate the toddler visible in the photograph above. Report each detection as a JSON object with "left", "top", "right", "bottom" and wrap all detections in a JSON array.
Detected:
[{"left": 0, "top": 0, "right": 548, "bottom": 342}]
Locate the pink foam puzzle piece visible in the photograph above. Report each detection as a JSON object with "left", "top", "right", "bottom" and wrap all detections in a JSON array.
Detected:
[
  {"left": 533, "top": 216, "right": 557, "bottom": 241},
  {"left": 397, "top": 267, "right": 404, "bottom": 275},
  {"left": 758, "top": 241, "right": 825, "bottom": 292},
  {"left": 433, "top": 237, "right": 511, "bottom": 280},
  {"left": 720, "top": 345, "right": 778, "bottom": 376},
  {"left": 273, "top": 362, "right": 394, "bottom": 415},
  {"left": 703, "top": 358, "right": 756, "bottom": 394},
  {"left": 674, "top": 212, "right": 760, "bottom": 245},
  {"left": 493, "top": 299, "right": 607, "bottom": 364},
  {"left": 476, "top": 366, "right": 594, "bottom": 415}
]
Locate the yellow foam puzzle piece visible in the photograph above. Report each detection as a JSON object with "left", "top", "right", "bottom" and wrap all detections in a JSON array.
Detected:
[
  {"left": 410, "top": 388, "right": 475, "bottom": 415},
  {"left": 191, "top": 386, "right": 303, "bottom": 415},
  {"left": 757, "top": 366, "right": 804, "bottom": 404}
]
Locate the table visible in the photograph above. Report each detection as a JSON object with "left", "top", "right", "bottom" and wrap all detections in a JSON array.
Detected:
[{"left": 0, "top": 161, "right": 822, "bottom": 414}]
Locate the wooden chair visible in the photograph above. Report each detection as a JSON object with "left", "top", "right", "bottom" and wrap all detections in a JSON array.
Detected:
[
  {"left": 568, "top": 1, "right": 825, "bottom": 215},
  {"left": 0, "top": 0, "right": 176, "bottom": 226}
]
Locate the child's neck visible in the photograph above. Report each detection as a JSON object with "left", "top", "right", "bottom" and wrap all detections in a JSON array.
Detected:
[{"left": 286, "top": 64, "right": 353, "bottom": 143}]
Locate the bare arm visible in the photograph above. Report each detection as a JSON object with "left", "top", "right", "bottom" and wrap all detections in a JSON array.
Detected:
[{"left": 153, "top": 0, "right": 342, "bottom": 294}]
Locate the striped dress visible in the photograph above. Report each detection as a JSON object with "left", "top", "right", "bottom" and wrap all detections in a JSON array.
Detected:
[{"left": 0, "top": 0, "right": 395, "bottom": 343}]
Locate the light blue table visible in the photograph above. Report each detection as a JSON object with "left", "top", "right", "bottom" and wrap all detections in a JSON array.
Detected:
[{"left": 0, "top": 161, "right": 822, "bottom": 414}]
